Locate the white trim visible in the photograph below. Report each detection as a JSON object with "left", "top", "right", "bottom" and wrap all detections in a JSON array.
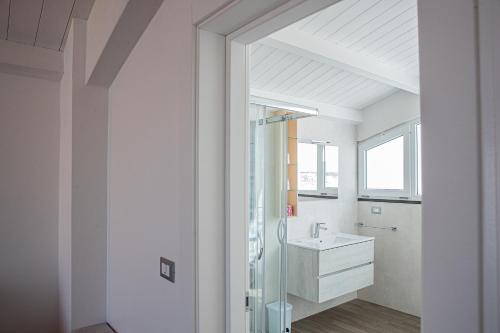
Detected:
[
  {"left": 195, "top": 29, "right": 227, "bottom": 333},
  {"left": 0, "top": 38, "right": 63, "bottom": 81},
  {"left": 478, "top": 0, "right": 500, "bottom": 331},
  {"left": 106, "top": 72, "right": 113, "bottom": 324},
  {"left": 410, "top": 119, "right": 422, "bottom": 200},
  {"left": 225, "top": 38, "right": 249, "bottom": 333}
]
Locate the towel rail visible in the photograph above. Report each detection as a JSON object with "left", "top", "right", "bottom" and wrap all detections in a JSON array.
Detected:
[{"left": 356, "top": 222, "right": 397, "bottom": 232}]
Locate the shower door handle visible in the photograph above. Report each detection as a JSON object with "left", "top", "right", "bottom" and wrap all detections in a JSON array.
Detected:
[
  {"left": 257, "top": 232, "right": 264, "bottom": 260},
  {"left": 277, "top": 218, "right": 285, "bottom": 244}
]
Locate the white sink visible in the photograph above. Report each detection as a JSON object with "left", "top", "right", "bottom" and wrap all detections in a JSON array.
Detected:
[{"left": 288, "top": 233, "right": 374, "bottom": 251}]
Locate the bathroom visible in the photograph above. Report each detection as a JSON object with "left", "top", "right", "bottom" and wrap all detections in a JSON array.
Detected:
[{"left": 247, "top": 1, "right": 422, "bottom": 332}]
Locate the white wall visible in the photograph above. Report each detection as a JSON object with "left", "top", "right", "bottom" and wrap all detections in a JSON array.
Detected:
[
  {"left": 0, "top": 72, "right": 60, "bottom": 332},
  {"left": 357, "top": 90, "right": 420, "bottom": 141},
  {"left": 0, "top": 17, "right": 108, "bottom": 333},
  {"left": 71, "top": 19, "right": 109, "bottom": 330},
  {"left": 419, "top": 0, "right": 482, "bottom": 332},
  {"left": 287, "top": 116, "right": 358, "bottom": 321},
  {"left": 357, "top": 202, "right": 422, "bottom": 317},
  {"left": 197, "top": 29, "right": 226, "bottom": 333},
  {"left": 59, "top": 22, "right": 74, "bottom": 333},
  {"left": 192, "top": 0, "right": 233, "bottom": 24},
  {"left": 107, "top": 1, "right": 226, "bottom": 331}
]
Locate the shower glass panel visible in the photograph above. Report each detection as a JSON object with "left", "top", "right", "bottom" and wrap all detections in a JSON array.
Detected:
[{"left": 248, "top": 103, "right": 289, "bottom": 333}]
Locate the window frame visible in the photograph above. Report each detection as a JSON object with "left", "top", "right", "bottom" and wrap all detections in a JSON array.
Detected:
[
  {"left": 411, "top": 119, "right": 422, "bottom": 200},
  {"left": 358, "top": 119, "right": 421, "bottom": 201},
  {"left": 298, "top": 139, "right": 339, "bottom": 198}
]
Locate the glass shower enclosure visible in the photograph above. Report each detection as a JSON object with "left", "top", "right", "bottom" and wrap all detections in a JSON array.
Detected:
[{"left": 248, "top": 99, "right": 317, "bottom": 333}]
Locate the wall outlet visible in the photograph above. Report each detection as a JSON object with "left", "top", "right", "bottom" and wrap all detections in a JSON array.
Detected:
[
  {"left": 160, "top": 257, "right": 175, "bottom": 283},
  {"left": 371, "top": 206, "right": 382, "bottom": 215}
]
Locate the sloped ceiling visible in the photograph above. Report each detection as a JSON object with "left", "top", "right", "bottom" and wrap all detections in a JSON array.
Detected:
[
  {"left": 251, "top": 0, "right": 419, "bottom": 112},
  {"left": 251, "top": 42, "right": 397, "bottom": 110},
  {"left": 0, "top": 0, "right": 94, "bottom": 51},
  {"left": 295, "top": 0, "right": 419, "bottom": 75}
]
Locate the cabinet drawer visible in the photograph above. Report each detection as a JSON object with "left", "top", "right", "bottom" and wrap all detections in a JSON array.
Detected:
[
  {"left": 318, "top": 263, "right": 374, "bottom": 303},
  {"left": 318, "top": 240, "right": 374, "bottom": 276}
]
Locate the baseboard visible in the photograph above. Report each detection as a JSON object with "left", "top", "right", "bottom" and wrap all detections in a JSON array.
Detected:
[
  {"left": 107, "top": 323, "right": 118, "bottom": 333},
  {"left": 72, "top": 323, "right": 114, "bottom": 333}
]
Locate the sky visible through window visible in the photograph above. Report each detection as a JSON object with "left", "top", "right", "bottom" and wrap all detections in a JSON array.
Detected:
[
  {"left": 324, "top": 145, "right": 339, "bottom": 188},
  {"left": 298, "top": 142, "right": 317, "bottom": 191},
  {"left": 366, "top": 136, "right": 404, "bottom": 190}
]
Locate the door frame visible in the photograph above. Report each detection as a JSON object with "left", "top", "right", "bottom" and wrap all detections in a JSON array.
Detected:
[
  {"left": 195, "top": 0, "right": 499, "bottom": 332},
  {"left": 221, "top": 3, "right": 341, "bottom": 332},
  {"left": 197, "top": 3, "right": 341, "bottom": 332}
]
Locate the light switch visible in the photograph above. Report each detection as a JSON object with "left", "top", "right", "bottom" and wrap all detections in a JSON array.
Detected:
[
  {"left": 160, "top": 257, "right": 175, "bottom": 283},
  {"left": 161, "top": 262, "right": 170, "bottom": 276},
  {"left": 371, "top": 206, "right": 382, "bottom": 215}
]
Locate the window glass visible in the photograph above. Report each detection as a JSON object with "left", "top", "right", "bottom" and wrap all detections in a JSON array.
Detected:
[
  {"left": 324, "top": 145, "right": 339, "bottom": 188},
  {"left": 416, "top": 123, "right": 422, "bottom": 195},
  {"left": 366, "top": 136, "right": 404, "bottom": 190},
  {"left": 298, "top": 142, "right": 317, "bottom": 191}
]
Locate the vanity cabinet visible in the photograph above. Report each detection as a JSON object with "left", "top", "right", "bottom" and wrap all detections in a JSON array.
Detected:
[{"left": 288, "top": 238, "right": 374, "bottom": 303}]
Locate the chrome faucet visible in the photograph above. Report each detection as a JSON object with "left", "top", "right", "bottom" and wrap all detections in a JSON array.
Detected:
[{"left": 313, "top": 222, "right": 327, "bottom": 238}]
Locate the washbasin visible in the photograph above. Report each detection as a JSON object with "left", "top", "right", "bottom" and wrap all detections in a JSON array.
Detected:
[{"left": 288, "top": 233, "right": 374, "bottom": 251}]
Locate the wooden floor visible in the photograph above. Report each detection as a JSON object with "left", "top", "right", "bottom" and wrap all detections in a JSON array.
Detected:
[{"left": 292, "top": 299, "right": 420, "bottom": 333}]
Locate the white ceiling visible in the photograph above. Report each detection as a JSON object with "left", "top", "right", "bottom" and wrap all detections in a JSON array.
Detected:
[
  {"left": 294, "top": 0, "right": 419, "bottom": 74},
  {"left": 0, "top": 0, "right": 95, "bottom": 51},
  {"left": 251, "top": 42, "right": 397, "bottom": 110},
  {"left": 250, "top": 0, "right": 419, "bottom": 112}
]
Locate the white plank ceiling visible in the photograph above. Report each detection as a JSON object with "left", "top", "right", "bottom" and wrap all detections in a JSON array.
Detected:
[
  {"left": 251, "top": 43, "right": 398, "bottom": 110},
  {"left": 0, "top": 0, "right": 94, "bottom": 51},
  {"left": 250, "top": 0, "right": 419, "bottom": 111}
]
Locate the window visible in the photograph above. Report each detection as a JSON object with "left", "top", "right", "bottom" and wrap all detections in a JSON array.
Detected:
[
  {"left": 358, "top": 119, "right": 421, "bottom": 201},
  {"left": 298, "top": 140, "right": 338, "bottom": 197}
]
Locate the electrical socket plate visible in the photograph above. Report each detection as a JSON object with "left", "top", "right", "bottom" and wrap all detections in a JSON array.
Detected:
[{"left": 160, "top": 257, "right": 175, "bottom": 283}]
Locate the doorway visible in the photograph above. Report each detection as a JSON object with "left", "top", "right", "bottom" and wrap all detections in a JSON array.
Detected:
[
  {"left": 245, "top": 1, "right": 422, "bottom": 331},
  {"left": 196, "top": 0, "right": 492, "bottom": 332}
]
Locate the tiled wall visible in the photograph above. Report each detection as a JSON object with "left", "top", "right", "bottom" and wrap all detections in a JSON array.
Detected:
[{"left": 357, "top": 201, "right": 422, "bottom": 316}]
